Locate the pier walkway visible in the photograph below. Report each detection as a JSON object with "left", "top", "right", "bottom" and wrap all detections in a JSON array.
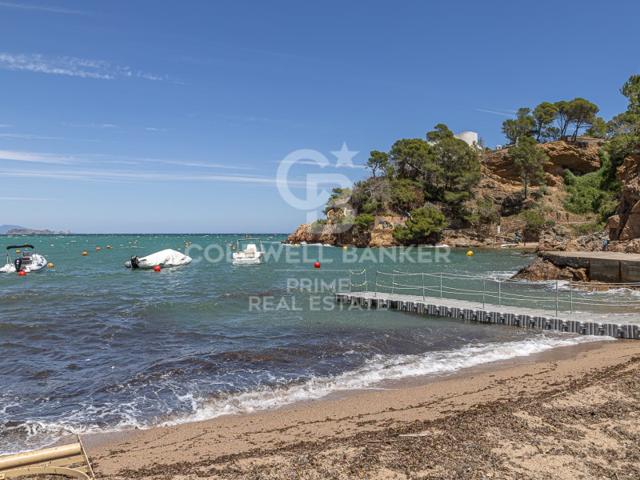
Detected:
[{"left": 336, "top": 269, "right": 640, "bottom": 340}]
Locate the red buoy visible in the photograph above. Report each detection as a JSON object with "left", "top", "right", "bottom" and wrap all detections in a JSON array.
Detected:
[
  {"left": 153, "top": 265, "right": 161, "bottom": 272},
  {"left": 313, "top": 261, "right": 321, "bottom": 269},
  {"left": 17, "top": 270, "right": 27, "bottom": 277}
]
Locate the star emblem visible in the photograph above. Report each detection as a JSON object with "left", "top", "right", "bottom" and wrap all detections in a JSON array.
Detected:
[{"left": 331, "top": 142, "right": 358, "bottom": 168}]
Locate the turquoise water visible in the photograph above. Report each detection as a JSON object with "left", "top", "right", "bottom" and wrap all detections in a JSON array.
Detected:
[{"left": 0, "top": 235, "right": 605, "bottom": 453}]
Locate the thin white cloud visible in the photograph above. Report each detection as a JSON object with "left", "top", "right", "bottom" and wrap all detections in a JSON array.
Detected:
[
  {"left": 63, "top": 122, "right": 118, "bottom": 129},
  {"left": 145, "top": 127, "right": 167, "bottom": 132},
  {"left": 475, "top": 108, "right": 516, "bottom": 117},
  {"left": 0, "top": 149, "right": 255, "bottom": 171},
  {"left": 0, "top": 1, "right": 85, "bottom": 15},
  {"left": 0, "top": 168, "right": 311, "bottom": 188},
  {"left": 0, "top": 53, "right": 167, "bottom": 81},
  {"left": 0, "top": 133, "right": 97, "bottom": 142},
  {"left": 0, "top": 124, "right": 11, "bottom": 128},
  {"left": 0, "top": 149, "right": 76, "bottom": 164},
  {"left": 0, "top": 196, "right": 54, "bottom": 201}
]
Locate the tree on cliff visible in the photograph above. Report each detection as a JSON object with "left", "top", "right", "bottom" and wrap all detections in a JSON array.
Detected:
[
  {"left": 586, "top": 117, "right": 608, "bottom": 138},
  {"left": 431, "top": 136, "right": 481, "bottom": 204},
  {"left": 389, "top": 138, "right": 439, "bottom": 184},
  {"left": 621, "top": 74, "right": 640, "bottom": 113},
  {"left": 567, "top": 98, "right": 599, "bottom": 140},
  {"left": 366, "top": 150, "right": 389, "bottom": 177},
  {"left": 426, "top": 123, "right": 454, "bottom": 143},
  {"left": 509, "top": 137, "right": 549, "bottom": 199},
  {"left": 554, "top": 100, "right": 572, "bottom": 139},
  {"left": 502, "top": 108, "right": 535, "bottom": 144},
  {"left": 532, "top": 102, "right": 558, "bottom": 141},
  {"left": 392, "top": 205, "right": 447, "bottom": 245}
]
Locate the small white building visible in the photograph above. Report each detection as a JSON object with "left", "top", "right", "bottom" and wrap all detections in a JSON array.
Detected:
[{"left": 454, "top": 131, "right": 480, "bottom": 148}]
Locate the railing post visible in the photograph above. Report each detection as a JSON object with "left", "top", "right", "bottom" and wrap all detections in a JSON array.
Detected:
[
  {"left": 364, "top": 269, "right": 368, "bottom": 292},
  {"left": 498, "top": 280, "right": 501, "bottom": 306},
  {"left": 440, "top": 272, "right": 443, "bottom": 298},
  {"left": 569, "top": 281, "right": 573, "bottom": 314},
  {"left": 422, "top": 272, "right": 425, "bottom": 301},
  {"left": 391, "top": 272, "right": 395, "bottom": 295},
  {"left": 482, "top": 278, "right": 486, "bottom": 309},
  {"left": 374, "top": 271, "right": 378, "bottom": 298},
  {"left": 555, "top": 279, "right": 559, "bottom": 317},
  {"left": 348, "top": 270, "right": 352, "bottom": 293}
]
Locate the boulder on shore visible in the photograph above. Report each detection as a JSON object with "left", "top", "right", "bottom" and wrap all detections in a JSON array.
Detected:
[{"left": 513, "top": 256, "right": 588, "bottom": 282}]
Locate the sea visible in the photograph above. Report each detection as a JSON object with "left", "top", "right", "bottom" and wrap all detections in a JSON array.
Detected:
[{"left": 0, "top": 234, "right": 623, "bottom": 453}]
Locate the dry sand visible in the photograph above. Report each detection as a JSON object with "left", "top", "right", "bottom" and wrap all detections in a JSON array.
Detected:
[{"left": 85, "top": 340, "right": 640, "bottom": 479}]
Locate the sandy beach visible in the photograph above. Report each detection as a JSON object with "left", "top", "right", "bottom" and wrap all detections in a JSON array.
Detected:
[{"left": 84, "top": 339, "right": 640, "bottom": 479}]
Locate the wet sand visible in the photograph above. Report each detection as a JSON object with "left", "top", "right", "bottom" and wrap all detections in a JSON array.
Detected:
[{"left": 85, "top": 340, "right": 640, "bottom": 479}]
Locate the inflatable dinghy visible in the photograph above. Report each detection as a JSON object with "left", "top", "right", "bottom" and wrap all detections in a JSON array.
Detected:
[
  {"left": 0, "top": 244, "right": 48, "bottom": 273},
  {"left": 125, "top": 248, "right": 192, "bottom": 269}
]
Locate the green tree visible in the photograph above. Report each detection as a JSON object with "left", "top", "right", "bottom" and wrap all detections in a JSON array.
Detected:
[
  {"left": 554, "top": 100, "right": 572, "bottom": 138},
  {"left": 353, "top": 213, "right": 375, "bottom": 233},
  {"left": 388, "top": 138, "right": 439, "bottom": 182},
  {"left": 426, "top": 123, "right": 454, "bottom": 143},
  {"left": 586, "top": 116, "right": 608, "bottom": 138},
  {"left": 509, "top": 137, "right": 549, "bottom": 199},
  {"left": 389, "top": 178, "right": 424, "bottom": 214},
  {"left": 566, "top": 98, "right": 599, "bottom": 140},
  {"left": 366, "top": 150, "right": 389, "bottom": 177},
  {"left": 621, "top": 74, "right": 640, "bottom": 113},
  {"left": 350, "top": 178, "right": 390, "bottom": 215},
  {"left": 502, "top": 108, "right": 535, "bottom": 144},
  {"left": 532, "top": 102, "right": 558, "bottom": 141},
  {"left": 430, "top": 136, "right": 481, "bottom": 203},
  {"left": 392, "top": 205, "right": 447, "bottom": 245}
]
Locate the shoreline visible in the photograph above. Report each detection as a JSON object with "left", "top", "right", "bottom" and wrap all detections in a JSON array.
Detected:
[{"left": 84, "top": 339, "right": 640, "bottom": 479}]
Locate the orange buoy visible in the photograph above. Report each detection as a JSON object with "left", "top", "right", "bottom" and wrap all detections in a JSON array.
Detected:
[
  {"left": 82, "top": 250, "right": 89, "bottom": 256},
  {"left": 153, "top": 265, "right": 161, "bottom": 272},
  {"left": 18, "top": 270, "right": 27, "bottom": 277},
  {"left": 313, "top": 261, "right": 321, "bottom": 269}
]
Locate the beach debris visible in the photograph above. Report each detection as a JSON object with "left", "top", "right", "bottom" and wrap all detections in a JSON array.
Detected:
[{"left": 0, "top": 436, "right": 95, "bottom": 479}]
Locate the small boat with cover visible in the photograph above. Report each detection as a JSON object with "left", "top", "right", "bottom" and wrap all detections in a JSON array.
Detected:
[
  {"left": 124, "top": 248, "right": 192, "bottom": 269},
  {"left": 232, "top": 238, "right": 264, "bottom": 265},
  {"left": 0, "top": 244, "right": 48, "bottom": 273}
]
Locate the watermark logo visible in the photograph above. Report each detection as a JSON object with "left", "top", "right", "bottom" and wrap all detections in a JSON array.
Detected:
[{"left": 276, "top": 143, "right": 357, "bottom": 225}]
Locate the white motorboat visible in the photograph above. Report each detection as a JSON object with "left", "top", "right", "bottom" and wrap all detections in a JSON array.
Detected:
[
  {"left": 232, "top": 239, "right": 264, "bottom": 265},
  {"left": 0, "top": 244, "right": 48, "bottom": 273},
  {"left": 124, "top": 248, "right": 192, "bottom": 269}
]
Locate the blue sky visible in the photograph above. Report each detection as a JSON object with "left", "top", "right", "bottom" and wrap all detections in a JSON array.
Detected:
[{"left": 0, "top": 0, "right": 638, "bottom": 233}]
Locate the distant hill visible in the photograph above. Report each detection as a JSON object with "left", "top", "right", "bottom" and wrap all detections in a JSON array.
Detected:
[
  {"left": 0, "top": 225, "right": 71, "bottom": 235},
  {"left": 0, "top": 225, "right": 23, "bottom": 234}
]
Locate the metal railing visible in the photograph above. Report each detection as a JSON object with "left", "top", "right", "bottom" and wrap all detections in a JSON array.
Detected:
[{"left": 347, "top": 268, "right": 640, "bottom": 316}]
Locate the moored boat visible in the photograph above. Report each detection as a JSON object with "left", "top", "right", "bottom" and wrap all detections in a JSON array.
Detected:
[
  {"left": 0, "top": 244, "right": 48, "bottom": 273},
  {"left": 232, "top": 239, "right": 264, "bottom": 265}
]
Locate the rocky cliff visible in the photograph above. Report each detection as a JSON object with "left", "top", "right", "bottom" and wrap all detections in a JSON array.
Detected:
[
  {"left": 287, "top": 139, "right": 603, "bottom": 247},
  {"left": 606, "top": 153, "right": 640, "bottom": 243}
]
